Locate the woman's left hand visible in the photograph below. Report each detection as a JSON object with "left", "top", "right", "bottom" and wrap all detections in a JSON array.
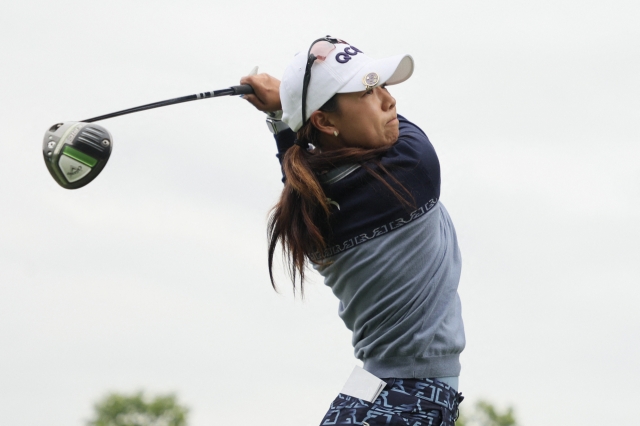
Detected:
[{"left": 240, "top": 73, "right": 282, "bottom": 113}]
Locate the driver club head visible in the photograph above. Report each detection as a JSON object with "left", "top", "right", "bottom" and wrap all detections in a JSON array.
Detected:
[{"left": 43, "top": 122, "right": 112, "bottom": 189}]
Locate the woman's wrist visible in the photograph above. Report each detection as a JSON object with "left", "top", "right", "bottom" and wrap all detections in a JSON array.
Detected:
[{"left": 266, "top": 112, "right": 289, "bottom": 135}]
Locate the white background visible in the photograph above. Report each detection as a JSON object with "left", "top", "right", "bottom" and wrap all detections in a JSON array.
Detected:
[{"left": 1, "top": 1, "right": 638, "bottom": 425}]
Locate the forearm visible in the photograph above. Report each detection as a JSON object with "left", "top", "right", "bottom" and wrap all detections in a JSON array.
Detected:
[
  {"left": 274, "top": 128, "right": 296, "bottom": 183},
  {"left": 239, "top": 73, "right": 291, "bottom": 181}
]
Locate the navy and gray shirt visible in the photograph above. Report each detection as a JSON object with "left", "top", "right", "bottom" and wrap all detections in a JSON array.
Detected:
[{"left": 274, "top": 115, "right": 465, "bottom": 380}]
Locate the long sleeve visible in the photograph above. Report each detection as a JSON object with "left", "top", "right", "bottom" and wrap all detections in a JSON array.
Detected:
[{"left": 274, "top": 128, "right": 296, "bottom": 183}]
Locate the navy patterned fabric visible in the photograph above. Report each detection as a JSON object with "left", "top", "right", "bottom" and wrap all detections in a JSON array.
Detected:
[{"left": 320, "top": 378, "right": 463, "bottom": 426}]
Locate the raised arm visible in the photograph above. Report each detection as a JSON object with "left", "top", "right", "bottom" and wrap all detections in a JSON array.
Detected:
[{"left": 240, "top": 73, "right": 296, "bottom": 182}]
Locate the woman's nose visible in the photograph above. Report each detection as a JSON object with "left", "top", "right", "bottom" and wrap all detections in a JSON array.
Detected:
[{"left": 380, "top": 88, "right": 396, "bottom": 110}]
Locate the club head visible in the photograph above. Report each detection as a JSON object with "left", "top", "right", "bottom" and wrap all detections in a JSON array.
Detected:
[{"left": 43, "top": 121, "right": 113, "bottom": 189}]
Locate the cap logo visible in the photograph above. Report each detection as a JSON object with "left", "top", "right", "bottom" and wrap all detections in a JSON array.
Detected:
[
  {"left": 335, "top": 45, "right": 363, "bottom": 64},
  {"left": 362, "top": 72, "right": 380, "bottom": 89}
]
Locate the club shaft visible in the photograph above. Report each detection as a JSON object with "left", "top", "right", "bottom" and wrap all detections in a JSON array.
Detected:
[{"left": 82, "top": 84, "right": 254, "bottom": 123}]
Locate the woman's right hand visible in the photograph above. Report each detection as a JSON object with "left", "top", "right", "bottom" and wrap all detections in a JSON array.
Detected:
[{"left": 240, "top": 73, "right": 282, "bottom": 113}]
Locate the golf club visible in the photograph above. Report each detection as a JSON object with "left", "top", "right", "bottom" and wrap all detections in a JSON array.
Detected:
[{"left": 43, "top": 83, "right": 254, "bottom": 190}]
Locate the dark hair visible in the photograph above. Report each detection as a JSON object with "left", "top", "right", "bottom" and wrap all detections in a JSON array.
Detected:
[{"left": 267, "top": 95, "right": 414, "bottom": 296}]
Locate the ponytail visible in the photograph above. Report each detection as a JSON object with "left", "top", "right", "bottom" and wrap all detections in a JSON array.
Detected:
[{"left": 267, "top": 143, "right": 331, "bottom": 295}]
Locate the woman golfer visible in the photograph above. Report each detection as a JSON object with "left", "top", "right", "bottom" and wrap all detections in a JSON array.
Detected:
[{"left": 241, "top": 36, "right": 465, "bottom": 426}]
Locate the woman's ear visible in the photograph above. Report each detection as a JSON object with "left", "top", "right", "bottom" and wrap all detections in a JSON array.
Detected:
[{"left": 309, "top": 110, "right": 338, "bottom": 137}]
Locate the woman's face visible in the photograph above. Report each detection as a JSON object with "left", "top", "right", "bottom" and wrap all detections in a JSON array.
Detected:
[{"left": 329, "top": 85, "right": 399, "bottom": 149}]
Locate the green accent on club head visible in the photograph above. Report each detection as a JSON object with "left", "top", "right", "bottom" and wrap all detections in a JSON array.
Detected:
[{"left": 62, "top": 146, "right": 98, "bottom": 167}]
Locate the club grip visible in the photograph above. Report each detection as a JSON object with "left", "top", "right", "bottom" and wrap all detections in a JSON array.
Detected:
[{"left": 230, "top": 85, "right": 254, "bottom": 95}]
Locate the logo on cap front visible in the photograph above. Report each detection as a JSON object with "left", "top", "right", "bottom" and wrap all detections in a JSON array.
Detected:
[{"left": 362, "top": 72, "right": 380, "bottom": 89}]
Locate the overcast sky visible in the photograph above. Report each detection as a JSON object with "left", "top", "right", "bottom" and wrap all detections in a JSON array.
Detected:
[{"left": 1, "top": 1, "right": 638, "bottom": 425}]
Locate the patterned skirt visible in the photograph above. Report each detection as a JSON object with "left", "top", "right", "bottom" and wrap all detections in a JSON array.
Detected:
[{"left": 320, "top": 378, "right": 463, "bottom": 426}]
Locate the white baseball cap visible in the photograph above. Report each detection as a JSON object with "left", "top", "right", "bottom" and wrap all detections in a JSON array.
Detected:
[{"left": 280, "top": 37, "right": 414, "bottom": 132}]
